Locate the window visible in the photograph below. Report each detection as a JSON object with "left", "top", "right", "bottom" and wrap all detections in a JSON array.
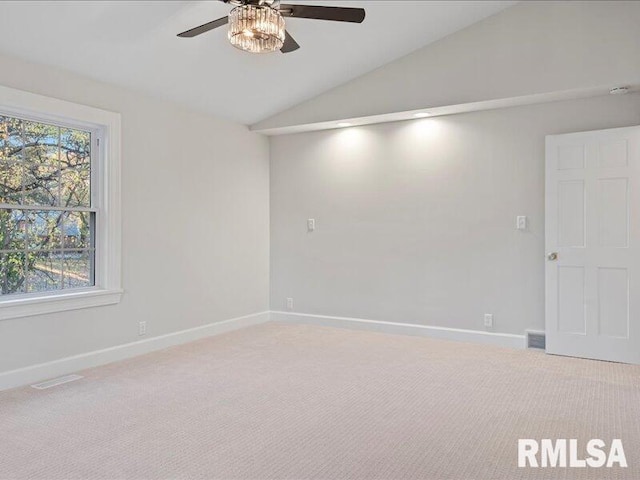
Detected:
[
  {"left": 0, "top": 116, "right": 95, "bottom": 294},
  {"left": 0, "top": 85, "right": 121, "bottom": 320}
]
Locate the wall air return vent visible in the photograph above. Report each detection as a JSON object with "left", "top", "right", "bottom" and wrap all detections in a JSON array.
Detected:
[{"left": 526, "top": 331, "right": 546, "bottom": 350}]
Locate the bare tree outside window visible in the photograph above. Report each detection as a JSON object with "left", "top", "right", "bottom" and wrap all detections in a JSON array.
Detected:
[{"left": 0, "top": 115, "right": 94, "bottom": 295}]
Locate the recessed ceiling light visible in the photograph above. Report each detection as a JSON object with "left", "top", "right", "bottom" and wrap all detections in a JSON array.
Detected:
[
  {"left": 413, "top": 112, "right": 431, "bottom": 118},
  {"left": 337, "top": 122, "right": 353, "bottom": 128}
]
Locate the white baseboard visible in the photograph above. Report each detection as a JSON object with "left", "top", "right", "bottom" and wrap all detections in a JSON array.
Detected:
[
  {"left": 0, "top": 310, "right": 527, "bottom": 392},
  {"left": 271, "top": 311, "right": 526, "bottom": 350},
  {"left": 0, "top": 311, "right": 270, "bottom": 392}
]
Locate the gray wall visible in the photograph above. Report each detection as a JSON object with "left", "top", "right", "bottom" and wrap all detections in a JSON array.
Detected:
[
  {"left": 270, "top": 94, "right": 640, "bottom": 335},
  {"left": 0, "top": 52, "right": 270, "bottom": 373}
]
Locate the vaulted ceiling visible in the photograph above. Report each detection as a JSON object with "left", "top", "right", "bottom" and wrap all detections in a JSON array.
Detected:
[{"left": 0, "top": 1, "right": 515, "bottom": 124}]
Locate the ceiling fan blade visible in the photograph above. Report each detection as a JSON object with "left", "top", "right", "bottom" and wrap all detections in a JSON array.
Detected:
[
  {"left": 281, "top": 31, "right": 300, "bottom": 53},
  {"left": 177, "top": 16, "right": 229, "bottom": 38},
  {"left": 279, "top": 4, "right": 365, "bottom": 23}
]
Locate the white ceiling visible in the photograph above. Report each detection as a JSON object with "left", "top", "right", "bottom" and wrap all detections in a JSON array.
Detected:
[{"left": 0, "top": 1, "right": 515, "bottom": 125}]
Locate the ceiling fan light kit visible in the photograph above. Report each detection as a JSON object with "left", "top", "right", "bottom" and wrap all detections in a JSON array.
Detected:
[
  {"left": 178, "top": 0, "right": 366, "bottom": 55},
  {"left": 228, "top": 4, "right": 285, "bottom": 53}
]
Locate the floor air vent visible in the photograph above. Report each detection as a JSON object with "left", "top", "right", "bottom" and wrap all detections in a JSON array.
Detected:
[
  {"left": 526, "top": 331, "right": 546, "bottom": 350},
  {"left": 31, "top": 374, "right": 84, "bottom": 390}
]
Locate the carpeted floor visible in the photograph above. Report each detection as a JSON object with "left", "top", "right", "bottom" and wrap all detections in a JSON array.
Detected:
[{"left": 1, "top": 322, "right": 639, "bottom": 480}]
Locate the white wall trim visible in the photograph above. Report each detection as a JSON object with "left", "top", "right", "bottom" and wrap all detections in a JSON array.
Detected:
[
  {"left": 271, "top": 311, "right": 526, "bottom": 350},
  {"left": 0, "top": 310, "right": 528, "bottom": 392},
  {"left": 0, "top": 288, "right": 123, "bottom": 321},
  {"left": 250, "top": 86, "right": 616, "bottom": 135},
  {"left": 0, "top": 311, "right": 269, "bottom": 392}
]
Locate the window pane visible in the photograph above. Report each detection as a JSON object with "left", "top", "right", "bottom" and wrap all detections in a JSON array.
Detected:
[
  {"left": 63, "top": 211, "right": 92, "bottom": 249},
  {"left": 0, "top": 161, "right": 23, "bottom": 204},
  {"left": 63, "top": 250, "right": 92, "bottom": 289},
  {"left": 23, "top": 164, "right": 59, "bottom": 206},
  {"left": 61, "top": 166, "right": 90, "bottom": 207},
  {"left": 23, "top": 121, "right": 59, "bottom": 167},
  {"left": 60, "top": 128, "right": 90, "bottom": 208},
  {"left": 0, "top": 252, "right": 27, "bottom": 294},
  {"left": 26, "top": 250, "right": 62, "bottom": 293},
  {"left": 61, "top": 128, "right": 90, "bottom": 169},
  {"left": 0, "top": 209, "right": 26, "bottom": 251},
  {"left": 0, "top": 115, "right": 95, "bottom": 297},
  {"left": 26, "top": 210, "right": 63, "bottom": 250},
  {"left": 0, "top": 117, "right": 23, "bottom": 162}
]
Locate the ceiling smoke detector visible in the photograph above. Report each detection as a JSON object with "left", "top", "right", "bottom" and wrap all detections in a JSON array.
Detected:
[{"left": 609, "top": 87, "right": 629, "bottom": 95}]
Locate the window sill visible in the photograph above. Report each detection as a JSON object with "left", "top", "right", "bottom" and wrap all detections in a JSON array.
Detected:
[{"left": 0, "top": 288, "right": 123, "bottom": 321}]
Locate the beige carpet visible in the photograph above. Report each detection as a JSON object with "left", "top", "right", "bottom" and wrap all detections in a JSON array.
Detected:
[{"left": 1, "top": 322, "right": 639, "bottom": 480}]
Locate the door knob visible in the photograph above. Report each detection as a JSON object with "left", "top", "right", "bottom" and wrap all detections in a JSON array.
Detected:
[{"left": 547, "top": 252, "right": 558, "bottom": 261}]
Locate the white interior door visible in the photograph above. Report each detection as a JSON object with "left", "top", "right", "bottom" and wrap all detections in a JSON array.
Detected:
[{"left": 545, "top": 125, "right": 640, "bottom": 364}]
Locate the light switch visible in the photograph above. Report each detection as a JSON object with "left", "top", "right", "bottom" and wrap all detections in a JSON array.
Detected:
[
  {"left": 516, "top": 216, "right": 527, "bottom": 230},
  {"left": 307, "top": 219, "right": 315, "bottom": 231}
]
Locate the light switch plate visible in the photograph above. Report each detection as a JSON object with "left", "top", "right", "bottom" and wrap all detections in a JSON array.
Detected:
[{"left": 307, "top": 219, "right": 315, "bottom": 231}]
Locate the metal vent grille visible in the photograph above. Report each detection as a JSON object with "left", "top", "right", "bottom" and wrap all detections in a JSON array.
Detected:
[
  {"left": 526, "top": 331, "right": 546, "bottom": 350},
  {"left": 31, "top": 374, "right": 83, "bottom": 390}
]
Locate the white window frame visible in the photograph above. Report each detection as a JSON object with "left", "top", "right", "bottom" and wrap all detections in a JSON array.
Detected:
[{"left": 0, "top": 84, "right": 122, "bottom": 320}]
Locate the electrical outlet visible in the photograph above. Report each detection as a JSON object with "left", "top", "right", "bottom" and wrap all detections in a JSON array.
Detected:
[
  {"left": 484, "top": 314, "right": 493, "bottom": 328},
  {"left": 138, "top": 321, "right": 147, "bottom": 336},
  {"left": 286, "top": 298, "right": 294, "bottom": 311}
]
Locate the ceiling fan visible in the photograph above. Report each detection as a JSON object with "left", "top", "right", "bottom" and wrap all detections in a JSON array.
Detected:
[{"left": 177, "top": 0, "right": 366, "bottom": 54}]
